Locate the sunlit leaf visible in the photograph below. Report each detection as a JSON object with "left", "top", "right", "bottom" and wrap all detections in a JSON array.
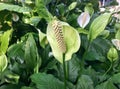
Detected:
[
  {"left": 68, "top": 2, "right": 77, "bottom": 11},
  {"left": 77, "top": 28, "right": 89, "bottom": 34},
  {"left": 88, "top": 13, "right": 111, "bottom": 42},
  {"left": 99, "top": 30, "right": 110, "bottom": 38},
  {"left": 35, "top": 0, "right": 53, "bottom": 22},
  {"left": 0, "top": 54, "right": 8, "bottom": 72},
  {"left": 84, "top": 3, "right": 94, "bottom": 16},
  {"left": 0, "top": 30, "right": 12, "bottom": 55},
  {"left": 115, "top": 29, "right": 120, "bottom": 39},
  {"left": 0, "top": 3, "right": 31, "bottom": 13}
]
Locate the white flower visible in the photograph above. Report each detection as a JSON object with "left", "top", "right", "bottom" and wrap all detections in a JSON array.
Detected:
[
  {"left": 77, "top": 12, "right": 90, "bottom": 28},
  {"left": 12, "top": 13, "right": 19, "bottom": 22},
  {"left": 112, "top": 39, "right": 120, "bottom": 50}
]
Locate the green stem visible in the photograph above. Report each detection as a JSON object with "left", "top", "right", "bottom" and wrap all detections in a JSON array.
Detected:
[
  {"left": 103, "top": 62, "right": 113, "bottom": 76},
  {"left": 66, "top": 62, "right": 69, "bottom": 80},
  {"left": 63, "top": 53, "right": 67, "bottom": 89},
  {"left": 80, "top": 41, "right": 91, "bottom": 73},
  {"left": 75, "top": 41, "right": 91, "bottom": 89}
]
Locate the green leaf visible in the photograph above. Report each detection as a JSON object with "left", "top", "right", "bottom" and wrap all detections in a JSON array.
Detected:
[
  {"left": 84, "top": 3, "right": 94, "bottom": 16},
  {"left": 35, "top": 0, "right": 53, "bottom": 22},
  {"left": 24, "top": 34, "right": 38, "bottom": 70},
  {"left": 7, "top": 42, "right": 25, "bottom": 64},
  {"left": 115, "top": 29, "right": 120, "bottom": 39},
  {"left": 110, "top": 73, "right": 120, "bottom": 84},
  {"left": 0, "top": 54, "right": 8, "bottom": 72},
  {"left": 77, "top": 28, "right": 89, "bottom": 34},
  {"left": 31, "top": 73, "right": 68, "bottom": 89},
  {"left": 99, "top": 30, "right": 110, "bottom": 39},
  {"left": 57, "top": 3, "right": 66, "bottom": 16},
  {"left": 29, "top": 16, "right": 41, "bottom": 26},
  {"left": 68, "top": 2, "right": 77, "bottom": 11},
  {"left": 95, "top": 80, "right": 117, "bottom": 89},
  {"left": 4, "top": 73, "right": 20, "bottom": 84},
  {"left": 38, "top": 30, "right": 48, "bottom": 48},
  {"left": 44, "top": 0, "right": 52, "bottom": 5},
  {"left": 47, "top": 20, "right": 81, "bottom": 63},
  {"left": 0, "top": 30, "right": 12, "bottom": 55},
  {"left": 88, "top": 13, "right": 111, "bottom": 42},
  {"left": 0, "top": 84, "right": 21, "bottom": 89},
  {"left": 0, "top": 3, "right": 31, "bottom": 13},
  {"left": 21, "top": 86, "right": 35, "bottom": 89},
  {"left": 84, "top": 38, "right": 111, "bottom": 62},
  {"left": 67, "top": 54, "right": 80, "bottom": 83},
  {"left": 76, "top": 75, "right": 94, "bottom": 89}
]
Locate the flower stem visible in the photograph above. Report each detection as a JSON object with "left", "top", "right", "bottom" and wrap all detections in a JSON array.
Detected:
[
  {"left": 103, "top": 62, "right": 113, "bottom": 76},
  {"left": 80, "top": 41, "right": 91, "bottom": 73},
  {"left": 63, "top": 53, "right": 67, "bottom": 89}
]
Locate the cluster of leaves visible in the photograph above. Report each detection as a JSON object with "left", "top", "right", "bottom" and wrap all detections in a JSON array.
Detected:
[{"left": 0, "top": 0, "right": 120, "bottom": 89}]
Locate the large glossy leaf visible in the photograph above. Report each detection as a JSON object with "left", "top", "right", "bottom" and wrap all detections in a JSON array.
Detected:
[
  {"left": 47, "top": 20, "right": 81, "bottom": 63},
  {"left": 0, "top": 30, "right": 12, "bottom": 55},
  {"left": 83, "top": 37, "right": 111, "bottom": 62},
  {"left": 76, "top": 75, "right": 94, "bottom": 89},
  {"left": 0, "top": 54, "right": 8, "bottom": 72},
  {"left": 110, "top": 73, "right": 120, "bottom": 84},
  {"left": 88, "top": 13, "right": 111, "bottom": 42},
  {"left": 35, "top": 0, "right": 53, "bottom": 22},
  {"left": 31, "top": 73, "right": 68, "bottom": 89},
  {"left": 24, "top": 34, "right": 39, "bottom": 70},
  {"left": 68, "top": 55, "right": 81, "bottom": 83},
  {"left": 0, "top": 3, "right": 31, "bottom": 13},
  {"left": 95, "top": 80, "right": 117, "bottom": 89}
]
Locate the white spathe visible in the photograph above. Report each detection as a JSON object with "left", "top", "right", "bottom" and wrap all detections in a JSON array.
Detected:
[
  {"left": 77, "top": 12, "right": 90, "bottom": 28},
  {"left": 112, "top": 39, "right": 120, "bottom": 50}
]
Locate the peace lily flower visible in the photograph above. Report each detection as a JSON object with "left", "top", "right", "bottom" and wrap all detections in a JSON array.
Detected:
[
  {"left": 12, "top": 13, "right": 19, "bottom": 22},
  {"left": 47, "top": 19, "right": 81, "bottom": 63},
  {"left": 112, "top": 39, "right": 120, "bottom": 50},
  {"left": 77, "top": 12, "right": 90, "bottom": 28}
]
